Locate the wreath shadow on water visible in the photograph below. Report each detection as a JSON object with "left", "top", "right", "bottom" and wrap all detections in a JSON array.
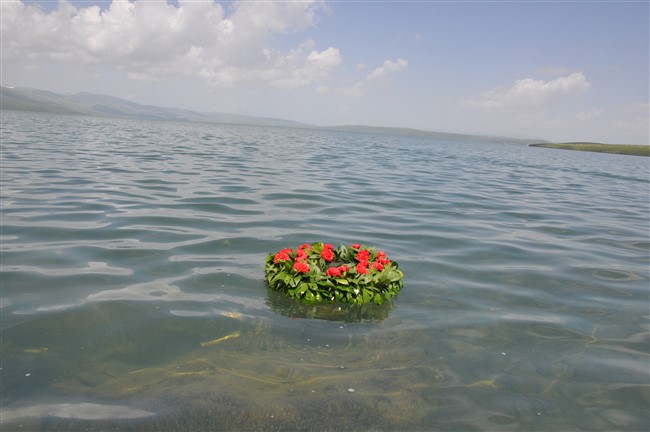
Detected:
[{"left": 265, "top": 288, "right": 394, "bottom": 323}]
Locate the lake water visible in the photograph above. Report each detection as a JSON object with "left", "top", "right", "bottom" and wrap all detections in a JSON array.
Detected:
[{"left": 1, "top": 110, "right": 648, "bottom": 431}]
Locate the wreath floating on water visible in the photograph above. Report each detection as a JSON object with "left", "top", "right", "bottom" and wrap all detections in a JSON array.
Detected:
[{"left": 265, "top": 242, "right": 403, "bottom": 305}]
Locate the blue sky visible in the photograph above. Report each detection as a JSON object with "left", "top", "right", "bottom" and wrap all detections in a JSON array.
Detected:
[{"left": 2, "top": 0, "right": 648, "bottom": 143}]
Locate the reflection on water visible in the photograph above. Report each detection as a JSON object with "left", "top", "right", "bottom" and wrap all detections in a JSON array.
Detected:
[
  {"left": 1, "top": 111, "right": 648, "bottom": 431},
  {"left": 266, "top": 289, "right": 394, "bottom": 322}
]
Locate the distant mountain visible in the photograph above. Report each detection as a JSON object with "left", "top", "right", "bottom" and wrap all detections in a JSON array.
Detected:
[
  {"left": 320, "top": 125, "right": 544, "bottom": 144},
  {"left": 0, "top": 86, "right": 309, "bottom": 128},
  {"left": 0, "top": 85, "right": 544, "bottom": 144}
]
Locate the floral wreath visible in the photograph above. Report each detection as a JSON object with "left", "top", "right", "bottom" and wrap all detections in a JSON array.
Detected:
[{"left": 265, "top": 242, "right": 403, "bottom": 304}]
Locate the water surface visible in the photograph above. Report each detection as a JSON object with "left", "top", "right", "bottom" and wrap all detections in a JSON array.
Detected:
[{"left": 1, "top": 111, "right": 648, "bottom": 431}]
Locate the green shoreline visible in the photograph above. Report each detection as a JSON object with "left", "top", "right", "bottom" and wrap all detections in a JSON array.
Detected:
[{"left": 530, "top": 142, "right": 650, "bottom": 157}]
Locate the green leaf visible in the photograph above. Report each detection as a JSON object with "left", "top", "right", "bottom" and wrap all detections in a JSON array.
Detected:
[
  {"left": 272, "top": 271, "right": 288, "bottom": 283},
  {"left": 312, "top": 242, "right": 324, "bottom": 254}
]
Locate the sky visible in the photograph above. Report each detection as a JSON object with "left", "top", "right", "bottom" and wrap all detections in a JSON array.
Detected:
[{"left": 1, "top": 0, "right": 648, "bottom": 144}]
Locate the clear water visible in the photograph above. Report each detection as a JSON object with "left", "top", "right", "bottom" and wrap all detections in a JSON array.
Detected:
[{"left": 1, "top": 110, "right": 648, "bottom": 431}]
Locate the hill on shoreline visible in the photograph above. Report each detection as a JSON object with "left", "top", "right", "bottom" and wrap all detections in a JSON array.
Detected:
[{"left": 1, "top": 85, "right": 543, "bottom": 144}]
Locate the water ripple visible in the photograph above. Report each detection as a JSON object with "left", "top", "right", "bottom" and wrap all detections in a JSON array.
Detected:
[{"left": 1, "top": 111, "right": 648, "bottom": 431}]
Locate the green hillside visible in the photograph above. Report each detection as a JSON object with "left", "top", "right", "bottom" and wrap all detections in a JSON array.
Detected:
[{"left": 530, "top": 142, "right": 649, "bottom": 157}]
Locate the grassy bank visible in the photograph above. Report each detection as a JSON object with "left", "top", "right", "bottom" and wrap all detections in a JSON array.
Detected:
[{"left": 530, "top": 142, "right": 650, "bottom": 157}]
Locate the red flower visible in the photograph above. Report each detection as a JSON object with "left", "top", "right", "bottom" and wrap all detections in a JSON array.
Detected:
[
  {"left": 326, "top": 267, "right": 341, "bottom": 278},
  {"left": 296, "top": 249, "right": 308, "bottom": 261},
  {"left": 293, "top": 261, "right": 310, "bottom": 273},
  {"left": 298, "top": 243, "right": 311, "bottom": 250},
  {"left": 356, "top": 262, "right": 368, "bottom": 275},
  {"left": 274, "top": 251, "right": 290, "bottom": 263},
  {"left": 370, "top": 262, "right": 384, "bottom": 272},
  {"left": 338, "top": 265, "right": 349, "bottom": 273},
  {"left": 323, "top": 243, "right": 334, "bottom": 250},
  {"left": 376, "top": 251, "right": 390, "bottom": 265},
  {"left": 321, "top": 248, "right": 334, "bottom": 262},
  {"left": 351, "top": 243, "right": 361, "bottom": 249},
  {"left": 356, "top": 249, "right": 370, "bottom": 262}
]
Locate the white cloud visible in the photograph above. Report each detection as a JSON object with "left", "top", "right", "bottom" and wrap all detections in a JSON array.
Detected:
[
  {"left": 465, "top": 72, "right": 591, "bottom": 109},
  {"left": 339, "top": 58, "right": 407, "bottom": 97},
  {"left": 266, "top": 41, "right": 342, "bottom": 89},
  {"left": 366, "top": 58, "right": 408, "bottom": 83},
  {"left": 0, "top": 0, "right": 340, "bottom": 88}
]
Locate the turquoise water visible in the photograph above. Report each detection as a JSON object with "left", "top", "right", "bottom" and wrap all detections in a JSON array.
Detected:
[{"left": 1, "top": 110, "right": 648, "bottom": 431}]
